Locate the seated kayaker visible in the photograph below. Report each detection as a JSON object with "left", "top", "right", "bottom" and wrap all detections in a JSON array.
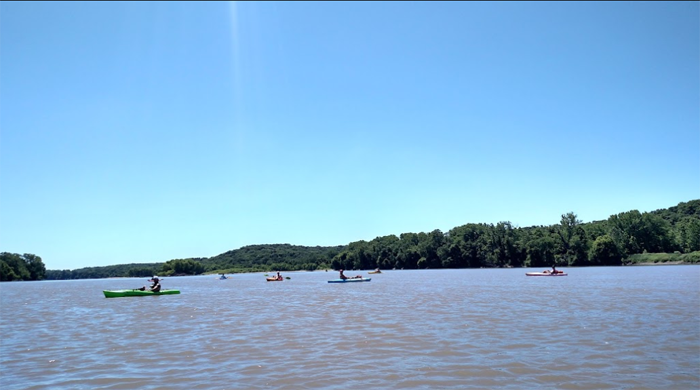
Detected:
[
  {"left": 276, "top": 271, "right": 283, "bottom": 281},
  {"left": 137, "top": 276, "right": 161, "bottom": 292},
  {"left": 149, "top": 276, "right": 161, "bottom": 292},
  {"left": 339, "top": 269, "right": 363, "bottom": 279}
]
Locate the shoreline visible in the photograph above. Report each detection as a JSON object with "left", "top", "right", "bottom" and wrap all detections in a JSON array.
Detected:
[{"left": 628, "top": 261, "right": 688, "bottom": 266}]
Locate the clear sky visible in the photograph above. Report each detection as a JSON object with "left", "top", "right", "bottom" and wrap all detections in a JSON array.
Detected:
[{"left": 1, "top": 2, "right": 698, "bottom": 270}]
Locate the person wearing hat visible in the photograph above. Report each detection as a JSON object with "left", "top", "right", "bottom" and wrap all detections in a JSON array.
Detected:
[
  {"left": 149, "top": 276, "right": 161, "bottom": 292},
  {"left": 138, "top": 276, "right": 161, "bottom": 292}
]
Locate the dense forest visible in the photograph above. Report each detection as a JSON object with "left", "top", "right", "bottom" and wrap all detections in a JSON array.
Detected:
[
  {"left": 0, "top": 253, "right": 46, "bottom": 281},
  {"left": 326, "top": 200, "right": 700, "bottom": 271},
  {"left": 3, "top": 200, "right": 698, "bottom": 281}
]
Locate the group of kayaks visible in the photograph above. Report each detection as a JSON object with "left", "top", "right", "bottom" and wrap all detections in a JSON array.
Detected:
[
  {"left": 103, "top": 271, "right": 376, "bottom": 297},
  {"left": 104, "top": 268, "right": 566, "bottom": 297}
]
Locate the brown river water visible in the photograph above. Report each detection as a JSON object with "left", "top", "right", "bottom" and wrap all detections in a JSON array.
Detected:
[{"left": 1, "top": 266, "right": 698, "bottom": 389}]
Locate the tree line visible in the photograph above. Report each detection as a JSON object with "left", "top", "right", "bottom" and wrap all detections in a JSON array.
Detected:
[
  {"left": 329, "top": 202, "right": 700, "bottom": 271},
  {"left": 6, "top": 199, "right": 699, "bottom": 281},
  {"left": 41, "top": 258, "right": 209, "bottom": 281},
  {"left": 41, "top": 246, "right": 343, "bottom": 280}
]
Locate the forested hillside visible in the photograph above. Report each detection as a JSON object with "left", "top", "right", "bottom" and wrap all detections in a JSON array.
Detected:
[
  {"left": 43, "top": 260, "right": 208, "bottom": 281},
  {"left": 16, "top": 199, "right": 700, "bottom": 281},
  {"left": 329, "top": 199, "right": 700, "bottom": 271},
  {"left": 201, "top": 244, "right": 345, "bottom": 273}
]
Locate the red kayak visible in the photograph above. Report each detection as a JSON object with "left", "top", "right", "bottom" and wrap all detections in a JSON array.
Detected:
[{"left": 526, "top": 272, "right": 567, "bottom": 276}]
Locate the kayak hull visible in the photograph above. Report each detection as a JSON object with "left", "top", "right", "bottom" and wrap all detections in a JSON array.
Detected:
[
  {"left": 266, "top": 278, "right": 283, "bottom": 282},
  {"left": 103, "top": 289, "right": 181, "bottom": 298},
  {"left": 526, "top": 272, "right": 567, "bottom": 277},
  {"left": 328, "top": 278, "right": 371, "bottom": 283}
]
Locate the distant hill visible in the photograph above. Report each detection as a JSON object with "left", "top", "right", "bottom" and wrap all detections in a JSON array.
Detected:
[
  {"left": 43, "top": 245, "right": 344, "bottom": 280},
  {"left": 200, "top": 244, "right": 345, "bottom": 273}
]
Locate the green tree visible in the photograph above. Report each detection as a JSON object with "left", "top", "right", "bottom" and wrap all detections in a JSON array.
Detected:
[
  {"left": 675, "top": 217, "right": 700, "bottom": 253},
  {"left": 486, "top": 221, "right": 523, "bottom": 267},
  {"left": 1, "top": 260, "right": 19, "bottom": 281},
  {"left": 418, "top": 229, "right": 445, "bottom": 269},
  {"left": 555, "top": 212, "right": 589, "bottom": 266},
  {"left": 609, "top": 210, "right": 675, "bottom": 255},
  {"left": 161, "top": 259, "right": 205, "bottom": 276},
  {"left": 368, "top": 235, "right": 400, "bottom": 270},
  {"left": 447, "top": 223, "right": 491, "bottom": 268},
  {"left": 396, "top": 233, "right": 423, "bottom": 269},
  {"left": 0, "top": 253, "right": 30, "bottom": 280},
  {"left": 23, "top": 253, "right": 46, "bottom": 280},
  {"left": 588, "top": 234, "right": 622, "bottom": 265},
  {"left": 524, "top": 229, "right": 557, "bottom": 267}
]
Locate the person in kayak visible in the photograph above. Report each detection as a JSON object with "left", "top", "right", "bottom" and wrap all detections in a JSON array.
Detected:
[
  {"left": 339, "top": 269, "right": 362, "bottom": 280},
  {"left": 149, "top": 276, "right": 161, "bottom": 292},
  {"left": 275, "top": 271, "right": 283, "bottom": 281},
  {"left": 138, "top": 276, "right": 161, "bottom": 292}
]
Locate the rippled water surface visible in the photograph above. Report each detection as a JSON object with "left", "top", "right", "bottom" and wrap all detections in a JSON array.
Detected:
[{"left": 2, "top": 266, "right": 699, "bottom": 389}]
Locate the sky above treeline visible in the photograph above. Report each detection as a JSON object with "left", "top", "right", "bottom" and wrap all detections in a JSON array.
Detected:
[{"left": 1, "top": 2, "right": 698, "bottom": 270}]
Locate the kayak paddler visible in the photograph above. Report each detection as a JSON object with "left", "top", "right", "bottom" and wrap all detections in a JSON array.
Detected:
[
  {"left": 138, "top": 276, "right": 161, "bottom": 292},
  {"left": 339, "top": 269, "right": 362, "bottom": 280}
]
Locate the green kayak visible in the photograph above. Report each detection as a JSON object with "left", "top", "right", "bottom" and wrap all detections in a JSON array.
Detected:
[{"left": 103, "top": 289, "right": 180, "bottom": 298}]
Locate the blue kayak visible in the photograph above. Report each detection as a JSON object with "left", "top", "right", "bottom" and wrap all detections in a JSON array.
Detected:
[{"left": 328, "top": 278, "right": 371, "bottom": 283}]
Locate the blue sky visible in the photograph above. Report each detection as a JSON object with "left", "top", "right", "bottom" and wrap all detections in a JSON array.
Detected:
[{"left": 1, "top": 2, "right": 698, "bottom": 270}]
